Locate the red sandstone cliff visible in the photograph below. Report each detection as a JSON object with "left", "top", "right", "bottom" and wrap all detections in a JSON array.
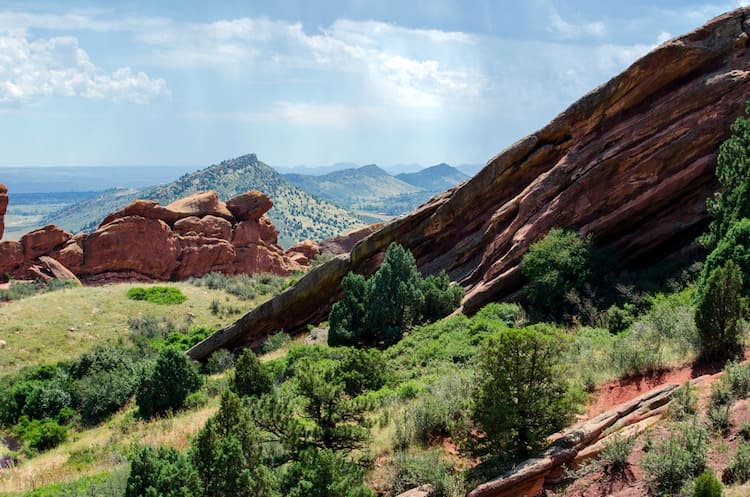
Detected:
[{"left": 188, "top": 7, "right": 750, "bottom": 360}]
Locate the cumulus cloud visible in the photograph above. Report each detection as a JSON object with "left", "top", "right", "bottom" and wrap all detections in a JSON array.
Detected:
[
  {"left": 0, "top": 18, "right": 168, "bottom": 105},
  {"left": 545, "top": 3, "right": 606, "bottom": 39}
]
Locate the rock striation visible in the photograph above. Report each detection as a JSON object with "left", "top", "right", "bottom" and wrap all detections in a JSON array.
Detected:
[
  {"left": 189, "top": 7, "right": 750, "bottom": 360},
  {"left": 0, "top": 189, "right": 304, "bottom": 282}
]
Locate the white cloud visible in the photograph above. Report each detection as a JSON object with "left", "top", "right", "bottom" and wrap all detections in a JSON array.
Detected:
[
  {"left": 0, "top": 32, "right": 168, "bottom": 105},
  {"left": 546, "top": 3, "right": 606, "bottom": 39}
]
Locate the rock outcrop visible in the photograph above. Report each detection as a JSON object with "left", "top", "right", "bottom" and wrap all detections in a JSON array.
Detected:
[
  {"left": 188, "top": 7, "right": 750, "bottom": 360},
  {"left": 0, "top": 189, "right": 304, "bottom": 282},
  {"left": 0, "top": 183, "right": 7, "bottom": 240},
  {"left": 318, "top": 224, "right": 383, "bottom": 255}
]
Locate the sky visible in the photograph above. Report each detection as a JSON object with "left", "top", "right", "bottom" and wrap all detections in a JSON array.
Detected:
[{"left": 0, "top": 1, "right": 747, "bottom": 169}]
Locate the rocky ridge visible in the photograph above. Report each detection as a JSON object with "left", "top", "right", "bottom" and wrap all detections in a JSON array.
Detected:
[
  {"left": 188, "top": 7, "right": 750, "bottom": 360},
  {"left": 0, "top": 189, "right": 310, "bottom": 282}
]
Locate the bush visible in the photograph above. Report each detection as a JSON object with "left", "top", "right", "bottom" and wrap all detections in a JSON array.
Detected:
[
  {"left": 128, "top": 315, "right": 173, "bottom": 340},
  {"left": 419, "top": 271, "right": 464, "bottom": 323},
  {"left": 389, "top": 450, "right": 463, "bottom": 497},
  {"left": 724, "top": 440, "right": 750, "bottom": 484},
  {"left": 126, "top": 446, "right": 200, "bottom": 497},
  {"left": 126, "top": 286, "right": 187, "bottom": 305},
  {"left": 260, "top": 331, "right": 292, "bottom": 354},
  {"left": 14, "top": 416, "right": 67, "bottom": 451},
  {"left": 707, "top": 404, "right": 730, "bottom": 433},
  {"left": 205, "top": 349, "right": 235, "bottom": 374},
  {"left": 598, "top": 434, "right": 635, "bottom": 476},
  {"left": 669, "top": 382, "right": 698, "bottom": 421},
  {"left": 472, "top": 324, "right": 581, "bottom": 460},
  {"left": 695, "top": 261, "right": 746, "bottom": 360},
  {"left": 281, "top": 447, "right": 374, "bottom": 497},
  {"left": 233, "top": 349, "right": 273, "bottom": 398},
  {"left": 136, "top": 347, "right": 202, "bottom": 418},
  {"left": 522, "top": 228, "right": 592, "bottom": 320},
  {"left": 607, "top": 303, "right": 635, "bottom": 333},
  {"left": 641, "top": 419, "right": 708, "bottom": 495},
  {"left": 693, "top": 470, "right": 723, "bottom": 497}
]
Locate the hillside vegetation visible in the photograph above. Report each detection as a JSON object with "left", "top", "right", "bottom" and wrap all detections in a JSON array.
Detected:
[{"left": 42, "top": 154, "right": 365, "bottom": 247}]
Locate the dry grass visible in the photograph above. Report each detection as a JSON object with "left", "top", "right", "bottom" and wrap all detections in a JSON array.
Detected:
[{"left": 0, "top": 282, "right": 265, "bottom": 376}]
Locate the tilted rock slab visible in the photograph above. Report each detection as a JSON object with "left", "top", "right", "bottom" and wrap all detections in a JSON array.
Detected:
[{"left": 189, "top": 8, "right": 750, "bottom": 360}]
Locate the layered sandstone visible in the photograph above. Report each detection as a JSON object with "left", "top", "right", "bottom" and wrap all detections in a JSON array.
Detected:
[
  {"left": 0, "top": 189, "right": 304, "bottom": 282},
  {"left": 189, "top": 7, "right": 750, "bottom": 360}
]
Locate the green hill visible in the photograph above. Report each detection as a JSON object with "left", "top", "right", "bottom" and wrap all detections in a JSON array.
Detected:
[
  {"left": 284, "top": 164, "right": 421, "bottom": 206},
  {"left": 396, "top": 163, "right": 470, "bottom": 191},
  {"left": 42, "top": 154, "right": 365, "bottom": 247}
]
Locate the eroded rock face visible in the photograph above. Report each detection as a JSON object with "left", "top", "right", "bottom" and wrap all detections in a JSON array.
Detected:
[
  {"left": 5, "top": 189, "right": 303, "bottom": 282},
  {"left": 0, "top": 183, "right": 7, "bottom": 240},
  {"left": 81, "top": 216, "right": 180, "bottom": 280},
  {"left": 285, "top": 240, "right": 320, "bottom": 265},
  {"left": 319, "top": 224, "right": 383, "bottom": 255},
  {"left": 188, "top": 7, "right": 750, "bottom": 360}
]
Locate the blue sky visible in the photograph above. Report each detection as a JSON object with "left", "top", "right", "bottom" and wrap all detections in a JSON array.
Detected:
[{"left": 0, "top": 1, "right": 746, "bottom": 169}]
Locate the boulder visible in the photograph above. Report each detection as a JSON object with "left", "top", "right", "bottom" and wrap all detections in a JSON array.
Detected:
[
  {"left": 100, "top": 200, "right": 181, "bottom": 228},
  {"left": 173, "top": 235, "right": 236, "bottom": 280},
  {"left": 286, "top": 240, "right": 320, "bottom": 263},
  {"left": 226, "top": 190, "right": 273, "bottom": 221},
  {"left": 0, "top": 183, "right": 7, "bottom": 240},
  {"left": 36, "top": 256, "right": 81, "bottom": 285},
  {"left": 188, "top": 7, "right": 750, "bottom": 360},
  {"left": 319, "top": 224, "right": 383, "bottom": 255},
  {"left": 49, "top": 234, "right": 86, "bottom": 274},
  {"left": 166, "top": 190, "right": 233, "bottom": 220},
  {"left": 20, "top": 225, "right": 71, "bottom": 260},
  {"left": 81, "top": 216, "right": 180, "bottom": 280},
  {"left": 233, "top": 244, "right": 301, "bottom": 276},
  {"left": 0, "top": 240, "right": 24, "bottom": 277},
  {"left": 173, "top": 215, "right": 232, "bottom": 240},
  {"left": 396, "top": 485, "right": 435, "bottom": 497},
  {"left": 259, "top": 215, "right": 279, "bottom": 245}
]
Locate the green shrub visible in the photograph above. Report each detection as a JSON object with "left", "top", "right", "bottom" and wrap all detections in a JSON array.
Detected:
[
  {"left": 607, "top": 303, "right": 635, "bottom": 333},
  {"left": 126, "top": 446, "right": 200, "bottom": 497},
  {"left": 692, "top": 470, "right": 723, "bottom": 497},
  {"left": 695, "top": 260, "right": 746, "bottom": 360},
  {"left": 205, "top": 349, "right": 235, "bottom": 374},
  {"left": 0, "top": 280, "right": 40, "bottom": 302},
  {"left": 522, "top": 228, "right": 592, "bottom": 320},
  {"left": 598, "top": 434, "right": 635, "bottom": 476},
  {"left": 707, "top": 404, "right": 730, "bottom": 433},
  {"left": 126, "top": 286, "right": 187, "bottom": 305},
  {"left": 233, "top": 349, "right": 273, "bottom": 398},
  {"left": 724, "top": 361, "right": 750, "bottom": 399},
  {"left": 641, "top": 419, "right": 708, "bottom": 495},
  {"left": 389, "top": 450, "right": 463, "bottom": 497},
  {"left": 669, "top": 382, "right": 698, "bottom": 421},
  {"left": 724, "top": 440, "right": 750, "bottom": 484},
  {"left": 136, "top": 347, "right": 202, "bottom": 418},
  {"left": 128, "top": 315, "right": 173, "bottom": 341},
  {"left": 281, "top": 447, "right": 374, "bottom": 497},
  {"left": 739, "top": 421, "right": 750, "bottom": 440},
  {"left": 472, "top": 324, "right": 581, "bottom": 460},
  {"left": 260, "top": 331, "right": 292, "bottom": 354},
  {"left": 14, "top": 416, "right": 67, "bottom": 451}
]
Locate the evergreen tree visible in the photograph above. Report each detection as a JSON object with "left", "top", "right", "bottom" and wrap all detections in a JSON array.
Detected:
[
  {"left": 472, "top": 324, "right": 580, "bottom": 460},
  {"left": 126, "top": 446, "right": 200, "bottom": 497},
  {"left": 695, "top": 260, "right": 746, "bottom": 360},
  {"left": 232, "top": 349, "right": 273, "bottom": 398},
  {"left": 136, "top": 347, "right": 201, "bottom": 418},
  {"left": 281, "top": 448, "right": 374, "bottom": 497},
  {"left": 190, "top": 390, "right": 277, "bottom": 497},
  {"left": 701, "top": 102, "right": 750, "bottom": 250},
  {"left": 328, "top": 273, "right": 370, "bottom": 346}
]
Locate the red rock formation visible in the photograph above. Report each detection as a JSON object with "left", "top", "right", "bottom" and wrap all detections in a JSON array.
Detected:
[
  {"left": 319, "top": 224, "right": 383, "bottom": 255},
  {"left": 20, "top": 225, "right": 70, "bottom": 261},
  {"left": 2, "top": 188, "right": 303, "bottom": 282},
  {"left": 285, "top": 240, "right": 320, "bottom": 265},
  {"left": 81, "top": 216, "right": 180, "bottom": 280},
  {"left": 0, "top": 183, "right": 7, "bottom": 240},
  {"left": 226, "top": 189, "right": 273, "bottom": 220},
  {"left": 166, "top": 190, "right": 233, "bottom": 220},
  {"left": 188, "top": 7, "right": 750, "bottom": 360}
]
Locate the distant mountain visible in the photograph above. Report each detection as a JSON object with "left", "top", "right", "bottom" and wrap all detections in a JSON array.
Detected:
[
  {"left": 284, "top": 165, "right": 421, "bottom": 206},
  {"left": 381, "top": 164, "right": 425, "bottom": 175},
  {"left": 396, "top": 164, "right": 470, "bottom": 192},
  {"left": 272, "top": 162, "right": 360, "bottom": 175},
  {"left": 43, "top": 154, "right": 365, "bottom": 247}
]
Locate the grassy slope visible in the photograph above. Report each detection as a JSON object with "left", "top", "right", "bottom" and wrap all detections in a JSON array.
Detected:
[
  {"left": 0, "top": 282, "right": 263, "bottom": 377},
  {"left": 42, "top": 155, "right": 365, "bottom": 248}
]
